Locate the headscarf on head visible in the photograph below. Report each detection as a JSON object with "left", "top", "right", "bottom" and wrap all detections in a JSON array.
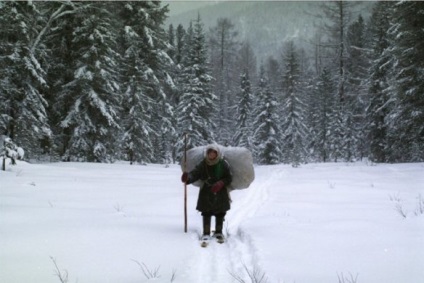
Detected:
[{"left": 205, "top": 144, "right": 222, "bottom": 166}]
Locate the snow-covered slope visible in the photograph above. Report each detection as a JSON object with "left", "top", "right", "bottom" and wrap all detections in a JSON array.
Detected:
[{"left": 1, "top": 161, "right": 423, "bottom": 283}]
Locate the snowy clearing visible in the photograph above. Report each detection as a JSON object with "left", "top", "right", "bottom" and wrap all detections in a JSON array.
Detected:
[{"left": 1, "top": 161, "right": 423, "bottom": 283}]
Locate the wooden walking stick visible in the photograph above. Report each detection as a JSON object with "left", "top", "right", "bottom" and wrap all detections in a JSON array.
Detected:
[{"left": 183, "top": 132, "right": 188, "bottom": 233}]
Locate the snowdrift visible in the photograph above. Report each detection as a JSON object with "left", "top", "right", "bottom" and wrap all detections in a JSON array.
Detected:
[{"left": 181, "top": 144, "right": 255, "bottom": 190}]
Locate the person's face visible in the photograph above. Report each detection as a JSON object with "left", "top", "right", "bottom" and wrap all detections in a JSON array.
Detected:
[{"left": 208, "top": 150, "right": 217, "bottom": 160}]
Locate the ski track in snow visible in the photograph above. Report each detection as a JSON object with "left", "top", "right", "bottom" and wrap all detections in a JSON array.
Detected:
[{"left": 186, "top": 167, "right": 282, "bottom": 283}]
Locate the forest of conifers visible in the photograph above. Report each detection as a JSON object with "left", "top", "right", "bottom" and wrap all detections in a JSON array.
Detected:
[{"left": 0, "top": 1, "right": 423, "bottom": 165}]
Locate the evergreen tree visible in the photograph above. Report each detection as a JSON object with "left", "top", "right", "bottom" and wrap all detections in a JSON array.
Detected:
[
  {"left": 59, "top": 2, "right": 121, "bottom": 162},
  {"left": 310, "top": 68, "right": 336, "bottom": 162},
  {"left": 0, "top": 1, "right": 51, "bottom": 158},
  {"left": 118, "top": 1, "right": 175, "bottom": 164},
  {"left": 175, "top": 24, "right": 186, "bottom": 66},
  {"left": 387, "top": 1, "right": 424, "bottom": 162},
  {"left": 45, "top": 2, "right": 84, "bottom": 159},
  {"left": 233, "top": 41, "right": 256, "bottom": 149},
  {"left": 367, "top": 1, "right": 394, "bottom": 163},
  {"left": 176, "top": 15, "right": 216, "bottom": 151},
  {"left": 167, "top": 24, "right": 176, "bottom": 62},
  {"left": 167, "top": 24, "right": 186, "bottom": 163},
  {"left": 233, "top": 71, "right": 253, "bottom": 149},
  {"left": 280, "top": 41, "right": 308, "bottom": 166},
  {"left": 346, "top": 15, "right": 369, "bottom": 160},
  {"left": 140, "top": 2, "right": 175, "bottom": 164},
  {"left": 320, "top": 1, "right": 360, "bottom": 161},
  {"left": 119, "top": 25, "right": 155, "bottom": 164},
  {"left": 252, "top": 66, "right": 281, "bottom": 165}
]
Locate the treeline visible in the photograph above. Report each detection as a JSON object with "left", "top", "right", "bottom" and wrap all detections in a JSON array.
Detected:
[{"left": 0, "top": 1, "right": 423, "bottom": 165}]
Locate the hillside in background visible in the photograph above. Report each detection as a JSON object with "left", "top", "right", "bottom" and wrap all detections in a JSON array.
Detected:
[{"left": 165, "top": 1, "right": 374, "bottom": 61}]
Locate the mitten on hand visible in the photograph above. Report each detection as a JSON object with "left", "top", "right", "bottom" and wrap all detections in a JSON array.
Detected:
[
  {"left": 181, "top": 172, "right": 189, "bottom": 183},
  {"left": 211, "top": 180, "right": 225, "bottom": 193}
]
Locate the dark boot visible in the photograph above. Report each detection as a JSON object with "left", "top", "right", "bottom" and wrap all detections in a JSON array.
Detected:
[{"left": 202, "top": 215, "right": 211, "bottom": 236}]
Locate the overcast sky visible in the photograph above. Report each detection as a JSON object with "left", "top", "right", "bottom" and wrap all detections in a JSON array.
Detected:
[
  {"left": 163, "top": 0, "right": 308, "bottom": 17},
  {"left": 163, "top": 1, "right": 220, "bottom": 17}
]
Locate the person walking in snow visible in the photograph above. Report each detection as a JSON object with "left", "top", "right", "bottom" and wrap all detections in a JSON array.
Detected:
[{"left": 181, "top": 145, "right": 232, "bottom": 243}]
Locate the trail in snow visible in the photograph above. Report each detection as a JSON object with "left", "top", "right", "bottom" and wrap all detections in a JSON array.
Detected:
[
  {"left": 3, "top": 162, "right": 423, "bottom": 283},
  {"left": 185, "top": 166, "right": 281, "bottom": 283}
]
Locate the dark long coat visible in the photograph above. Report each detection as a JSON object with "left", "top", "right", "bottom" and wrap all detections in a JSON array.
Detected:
[{"left": 187, "top": 158, "right": 232, "bottom": 214}]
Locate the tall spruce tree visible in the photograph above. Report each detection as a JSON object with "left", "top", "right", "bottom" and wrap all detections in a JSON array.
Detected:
[
  {"left": 311, "top": 68, "right": 336, "bottom": 162},
  {"left": 118, "top": 1, "right": 174, "bottom": 164},
  {"left": 320, "top": 1, "right": 360, "bottom": 161},
  {"left": 280, "top": 41, "right": 308, "bottom": 166},
  {"left": 167, "top": 24, "right": 176, "bottom": 62},
  {"left": 119, "top": 20, "right": 155, "bottom": 165},
  {"left": 175, "top": 24, "right": 186, "bottom": 66},
  {"left": 233, "top": 71, "right": 253, "bottom": 149},
  {"left": 167, "top": 24, "right": 186, "bottom": 163},
  {"left": 176, "top": 15, "right": 216, "bottom": 151},
  {"left": 59, "top": 2, "right": 121, "bottom": 162},
  {"left": 367, "top": 1, "right": 394, "bottom": 163},
  {"left": 252, "top": 66, "right": 281, "bottom": 165},
  {"left": 0, "top": 1, "right": 51, "bottom": 158},
  {"left": 346, "top": 15, "right": 369, "bottom": 160},
  {"left": 233, "top": 40, "right": 256, "bottom": 148},
  {"left": 387, "top": 1, "right": 424, "bottom": 162},
  {"left": 45, "top": 2, "right": 85, "bottom": 159}
]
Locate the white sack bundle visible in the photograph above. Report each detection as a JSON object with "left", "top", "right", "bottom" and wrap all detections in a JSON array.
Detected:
[{"left": 181, "top": 144, "right": 255, "bottom": 190}]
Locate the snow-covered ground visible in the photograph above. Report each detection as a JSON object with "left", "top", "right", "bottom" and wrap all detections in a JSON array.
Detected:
[{"left": 1, "top": 160, "right": 423, "bottom": 283}]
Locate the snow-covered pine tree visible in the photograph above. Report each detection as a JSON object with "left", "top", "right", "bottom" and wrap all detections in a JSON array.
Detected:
[
  {"left": 310, "top": 68, "right": 336, "bottom": 162},
  {"left": 233, "top": 41, "right": 257, "bottom": 149},
  {"left": 59, "top": 2, "right": 121, "bottom": 162},
  {"left": 138, "top": 2, "right": 175, "bottom": 164},
  {"left": 118, "top": 1, "right": 175, "bottom": 164},
  {"left": 176, "top": 15, "right": 216, "bottom": 152},
  {"left": 386, "top": 1, "right": 424, "bottom": 162},
  {"left": 119, "top": 38, "right": 155, "bottom": 165},
  {"left": 366, "top": 1, "right": 394, "bottom": 163},
  {"left": 252, "top": 66, "right": 282, "bottom": 165},
  {"left": 0, "top": 1, "right": 51, "bottom": 159},
  {"left": 233, "top": 70, "right": 253, "bottom": 149},
  {"left": 319, "top": 1, "right": 360, "bottom": 162},
  {"left": 167, "top": 24, "right": 176, "bottom": 63},
  {"left": 167, "top": 24, "right": 186, "bottom": 163},
  {"left": 280, "top": 41, "right": 308, "bottom": 167},
  {"left": 345, "top": 15, "right": 370, "bottom": 160},
  {"left": 175, "top": 24, "right": 186, "bottom": 66},
  {"left": 0, "top": 1, "right": 21, "bottom": 126},
  {"left": 44, "top": 2, "right": 85, "bottom": 160}
]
